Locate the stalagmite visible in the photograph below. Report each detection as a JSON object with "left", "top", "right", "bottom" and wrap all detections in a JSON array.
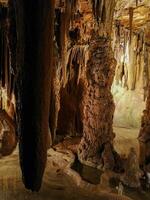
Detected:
[
  {"left": 78, "top": 34, "right": 116, "bottom": 168},
  {"left": 122, "top": 147, "right": 141, "bottom": 188},
  {"left": 77, "top": 0, "right": 116, "bottom": 169}
]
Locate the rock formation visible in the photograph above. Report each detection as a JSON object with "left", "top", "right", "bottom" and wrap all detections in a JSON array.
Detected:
[
  {"left": 0, "top": 0, "right": 149, "bottom": 195},
  {"left": 14, "top": 0, "right": 55, "bottom": 191},
  {"left": 122, "top": 147, "right": 141, "bottom": 188},
  {"left": 0, "top": 109, "right": 16, "bottom": 156},
  {"left": 138, "top": 20, "right": 150, "bottom": 169},
  {"left": 112, "top": 2, "right": 150, "bottom": 128},
  {"left": 78, "top": 34, "right": 116, "bottom": 168}
]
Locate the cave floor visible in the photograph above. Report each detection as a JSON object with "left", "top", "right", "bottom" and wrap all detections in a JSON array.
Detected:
[
  {"left": 0, "top": 127, "right": 147, "bottom": 200},
  {"left": 0, "top": 148, "right": 103, "bottom": 200},
  {"left": 114, "top": 126, "right": 139, "bottom": 156}
]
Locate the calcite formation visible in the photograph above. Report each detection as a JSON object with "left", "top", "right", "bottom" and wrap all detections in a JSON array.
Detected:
[
  {"left": 122, "top": 147, "right": 141, "bottom": 188},
  {"left": 78, "top": 35, "right": 116, "bottom": 168},
  {"left": 139, "top": 89, "right": 150, "bottom": 167},
  {"left": 15, "top": 0, "right": 55, "bottom": 191},
  {"left": 138, "top": 22, "right": 150, "bottom": 169},
  {"left": 0, "top": 109, "right": 16, "bottom": 156},
  {"left": 112, "top": 2, "right": 150, "bottom": 128},
  {"left": 56, "top": 45, "right": 89, "bottom": 138},
  {"left": 0, "top": 0, "right": 150, "bottom": 193}
]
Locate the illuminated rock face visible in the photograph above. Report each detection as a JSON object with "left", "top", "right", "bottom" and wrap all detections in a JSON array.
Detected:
[
  {"left": 112, "top": 2, "right": 150, "bottom": 128},
  {"left": 113, "top": 0, "right": 150, "bottom": 171},
  {"left": 112, "top": 27, "right": 146, "bottom": 128}
]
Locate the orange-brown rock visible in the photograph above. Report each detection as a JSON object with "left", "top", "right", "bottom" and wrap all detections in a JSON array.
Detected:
[
  {"left": 0, "top": 109, "right": 17, "bottom": 156},
  {"left": 78, "top": 35, "right": 116, "bottom": 168}
]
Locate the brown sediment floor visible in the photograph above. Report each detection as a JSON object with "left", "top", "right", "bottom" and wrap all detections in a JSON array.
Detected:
[
  {"left": 0, "top": 148, "right": 103, "bottom": 200},
  {"left": 0, "top": 127, "right": 146, "bottom": 200}
]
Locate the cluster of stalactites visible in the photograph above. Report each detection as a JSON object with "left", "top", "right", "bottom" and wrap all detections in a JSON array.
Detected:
[
  {"left": 66, "top": 45, "right": 89, "bottom": 85},
  {"left": 0, "top": 2, "right": 16, "bottom": 114},
  {"left": 90, "top": 0, "right": 106, "bottom": 23},
  {"left": 113, "top": 20, "right": 150, "bottom": 94},
  {"left": 55, "top": 0, "right": 82, "bottom": 85},
  {"left": 129, "top": 7, "right": 133, "bottom": 43},
  {"left": 89, "top": 0, "right": 115, "bottom": 36}
]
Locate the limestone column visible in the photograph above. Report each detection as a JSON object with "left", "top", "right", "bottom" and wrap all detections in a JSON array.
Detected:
[{"left": 78, "top": 0, "right": 117, "bottom": 169}]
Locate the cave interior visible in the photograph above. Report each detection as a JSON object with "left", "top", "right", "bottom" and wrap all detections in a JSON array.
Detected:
[{"left": 0, "top": 0, "right": 150, "bottom": 200}]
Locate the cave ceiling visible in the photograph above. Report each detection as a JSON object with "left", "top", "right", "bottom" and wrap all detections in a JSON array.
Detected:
[
  {"left": 1, "top": 0, "right": 149, "bottom": 33},
  {"left": 115, "top": 0, "right": 150, "bottom": 32},
  {"left": 55, "top": 0, "right": 150, "bottom": 31}
]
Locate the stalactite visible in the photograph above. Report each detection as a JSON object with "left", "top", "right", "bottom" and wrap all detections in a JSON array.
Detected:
[
  {"left": 4, "top": 43, "right": 9, "bottom": 96},
  {"left": 112, "top": 6, "right": 149, "bottom": 128},
  {"left": 90, "top": 0, "right": 103, "bottom": 22},
  {"left": 60, "top": 11, "right": 66, "bottom": 84},
  {"left": 129, "top": 7, "right": 133, "bottom": 44},
  {"left": 113, "top": 21, "right": 147, "bottom": 92},
  {"left": 15, "top": 0, "right": 55, "bottom": 191},
  {"left": 59, "top": 0, "right": 78, "bottom": 86},
  {"left": 7, "top": 0, "right": 17, "bottom": 98},
  {"left": 0, "top": 3, "right": 16, "bottom": 112},
  {"left": 0, "top": 12, "right": 4, "bottom": 89},
  {"left": 101, "top": 3, "right": 106, "bottom": 23},
  {"left": 56, "top": 45, "right": 88, "bottom": 139},
  {"left": 66, "top": 45, "right": 89, "bottom": 82}
]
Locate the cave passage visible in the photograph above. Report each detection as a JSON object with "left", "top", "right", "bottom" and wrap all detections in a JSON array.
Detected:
[{"left": 0, "top": 1, "right": 150, "bottom": 200}]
